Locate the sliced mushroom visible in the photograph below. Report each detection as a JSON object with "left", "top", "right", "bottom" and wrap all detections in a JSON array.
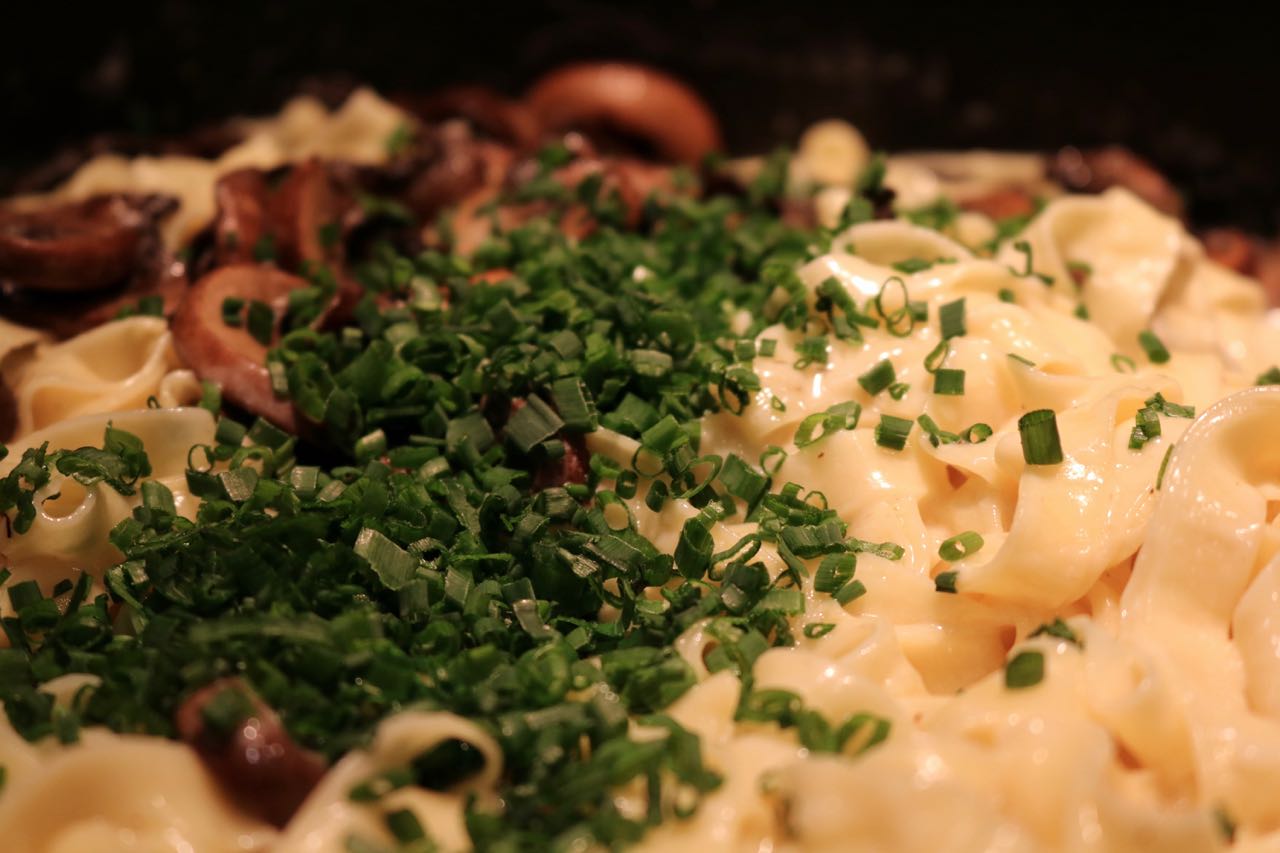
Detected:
[
  {"left": 960, "top": 188, "right": 1038, "bottom": 221},
  {"left": 1050, "top": 146, "right": 1183, "bottom": 218},
  {"left": 525, "top": 63, "right": 722, "bottom": 165},
  {"left": 398, "top": 85, "right": 539, "bottom": 150},
  {"left": 175, "top": 679, "right": 326, "bottom": 827},
  {"left": 1203, "top": 227, "right": 1256, "bottom": 275},
  {"left": 0, "top": 195, "right": 160, "bottom": 292},
  {"left": 272, "top": 157, "right": 360, "bottom": 269},
  {"left": 213, "top": 169, "right": 273, "bottom": 265},
  {"left": 172, "top": 264, "right": 308, "bottom": 431},
  {"left": 212, "top": 159, "right": 361, "bottom": 271},
  {"left": 405, "top": 123, "right": 515, "bottom": 221}
]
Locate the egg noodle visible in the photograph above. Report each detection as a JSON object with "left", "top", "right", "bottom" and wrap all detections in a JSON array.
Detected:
[{"left": 4, "top": 92, "right": 1280, "bottom": 853}]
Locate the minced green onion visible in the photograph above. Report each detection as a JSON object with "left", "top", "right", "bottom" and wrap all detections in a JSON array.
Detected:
[
  {"left": 1128, "top": 405, "right": 1162, "bottom": 451},
  {"left": 1005, "top": 651, "right": 1045, "bottom": 689},
  {"left": 1030, "top": 618, "right": 1082, "bottom": 648},
  {"left": 924, "top": 340, "right": 949, "bottom": 373},
  {"left": 932, "top": 368, "right": 965, "bottom": 396},
  {"left": 874, "top": 415, "right": 913, "bottom": 451},
  {"left": 873, "top": 277, "right": 915, "bottom": 337},
  {"left": 1018, "top": 409, "right": 1063, "bottom": 465},
  {"left": 938, "top": 531, "right": 984, "bottom": 561},
  {"left": 857, "top": 360, "right": 896, "bottom": 396},
  {"left": 506, "top": 396, "right": 565, "bottom": 453},
  {"left": 221, "top": 297, "right": 244, "bottom": 327},
  {"left": 963, "top": 423, "right": 993, "bottom": 443},
  {"left": 1111, "top": 354, "right": 1137, "bottom": 373},
  {"left": 795, "top": 402, "right": 861, "bottom": 448},
  {"left": 934, "top": 571, "right": 958, "bottom": 593},
  {"left": 939, "top": 298, "right": 966, "bottom": 340},
  {"left": 245, "top": 300, "right": 274, "bottom": 345},
  {"left": 1257, "top": 366, "right": 1280, "bottom": 386},
  {"left": 1157, "top": 444, "right": 1174, "bottom": 490},
  {"left": 1138, "top": 330, "right": 1170, "bottom": 364}
]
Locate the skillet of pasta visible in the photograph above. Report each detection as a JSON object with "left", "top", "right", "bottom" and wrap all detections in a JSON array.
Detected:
[{"left": 3, "top": 62, "right": 1280, "bottom": 853}]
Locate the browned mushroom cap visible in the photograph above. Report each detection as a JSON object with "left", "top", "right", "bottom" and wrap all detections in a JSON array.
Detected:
[
  {"left": 397, "top": 85, "right": 540, "bottom": 150},
  {"left": 0, "top": 195, "right": 153, "bottom": 292},
  {"left": 1255, "top": 242, "right": 1280, "bottom": 306},
  {"left": 213, "top": 169, "right": 273, "bottom": 265},
  {"left": 272, "top": 158, "right": 360, "bottom": 269},
  {"left": 405, "top": 125, "right": 515, "bottom": 221},
  {"left": 214, "top": 159, "right": 361, "bottom": 271},
  {"left": 1203, "top": 227, "right": 1256, "bottom": 275},
  {"left": 172, "top": 264, "right": 308, "bottom": 431},
  {"left": 175, "top": 679, "right": 326, "bottom": 827},
  {"left": 524, "top": 63, "right": 722, "bottom": 165},
  {"left": 960, "top": 188, "right": 1039, "bottom": 221},
  {"left": 1050, "top": 146, "right": 1184, "bottom": 218}
]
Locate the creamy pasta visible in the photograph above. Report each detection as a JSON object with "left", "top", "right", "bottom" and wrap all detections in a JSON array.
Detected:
[{"left": 4, "top": 86, "right": 1280, "bottom": 853}]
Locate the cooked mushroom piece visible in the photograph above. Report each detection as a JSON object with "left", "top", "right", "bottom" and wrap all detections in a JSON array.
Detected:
[
  {"left": 213, "top": 169, "right": 273, "bottom": 265},
  {"left": 1051, "top": 146, "right": 1184, "bottom": 218},
  {"left": 0, "top": 194, "right": 160, "bottom": 292},
  {"left": 175, "top": 679, "right": 326, "bottom": 827},
  {"left": 398, "top": 85, "right": 540, "bottom": 150},
  {"left": 405, "top": 123, "right": 515, "bottom": 221},
  {"left": 524, "top": 62, "right": 722, "bottom": 165},
  {"left": 172, "top": 264, "right": 310, "bottom": 431}
]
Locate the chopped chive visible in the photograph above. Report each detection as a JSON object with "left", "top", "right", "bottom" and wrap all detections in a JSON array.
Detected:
[
  {"left": 917, "top": 413, "right": 959, "bottom": 447},
  {"left": 245, "top": 300, "right": 274, "bottom": 346},
  {"left": 938, "top": 530, "right": 983, "bottom": 561},
  {"left": 873, "top": 277, "right": 916, "bottom": 337},
  {"left": 997, "top": 288, "right": 1016, "bottom": 303},
  {"left": 803, "top": 622, "right": 836, "bottom": 639},
  {"left": 1128, "top": 406, "right": 1162, "bottom": 450},
  {"left": 1257, "top": 366, "right": 1280, "bottom": 385},
  {"left": 924, "top": 340, "right": 949, "bottom": 374},
  {"left": 963, "top": 422, "right": 993, "bottom": 443},
  {"left": 887, "top": 382, "right": 910, "bottom": 400},
  {"left": 1007, "top": 353, "right": 1035, "bottom": 367},
  {"left": 760, "top": 445, "right": 788, "bottom": 474},
  {"left": 215, "top": 417, "right": 247, "bottom": 447},
  {"left": 939, "top": 298, "right": 966, "bottom": 339},
  {"left": 892, "top": 257, "right": 933, "bottom": 274},
  {"left": 932, "top": 368, "right": 965, "bottom": 396},
  {"left": 834, "top": 579, "right": 867, "bottom": 605},
  {"left": 794, "top": 402, "right": 861, "bottom": 448},
  {"left": 1030, "top": 618, "right": 1082, "bottom": 648},
  {"left": 507, "top": 396, "right": 565, "bottom": 453},
  {"left": 1138, "top": 330, "right": 1170, "bottom": 364},
  {"left": 549, "top": 378, "right": 597, "bottom": 432},
  {"left": 1004, "top": 650, "right": 1044, "bottom": 689},
  {"left": 385, "top": 808, "right": 427, "bottom": 842},
  {"left": 1157, "top": 444, "right": 1174, "bottom": 490},
  {"left": 934, "top": 570, "right": 958, "bottom": 593},
  {"left": 221, "top": 297, "right": 245, "bottom": 327},
  {"left": 874, "top": 415, "right": 913, "bottom": 451},
  {"left": 857, "top": 360, "right": 896, "bottom": 396},
  {"left": 1018, "top": 409, "right": 1063, "bottom": 465},
  {"left": 1111, "top": 354, "right": 1137, "bottom": 373}
]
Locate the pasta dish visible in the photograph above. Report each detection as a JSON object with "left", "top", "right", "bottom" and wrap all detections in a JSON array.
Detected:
[{"left": 3, "top": 62, "right": 1280, "bottom": 852}]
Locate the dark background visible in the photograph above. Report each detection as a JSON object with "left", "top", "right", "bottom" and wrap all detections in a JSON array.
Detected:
[{"left": 4, "top": 2, "right": 1279, "bottom": 231}]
